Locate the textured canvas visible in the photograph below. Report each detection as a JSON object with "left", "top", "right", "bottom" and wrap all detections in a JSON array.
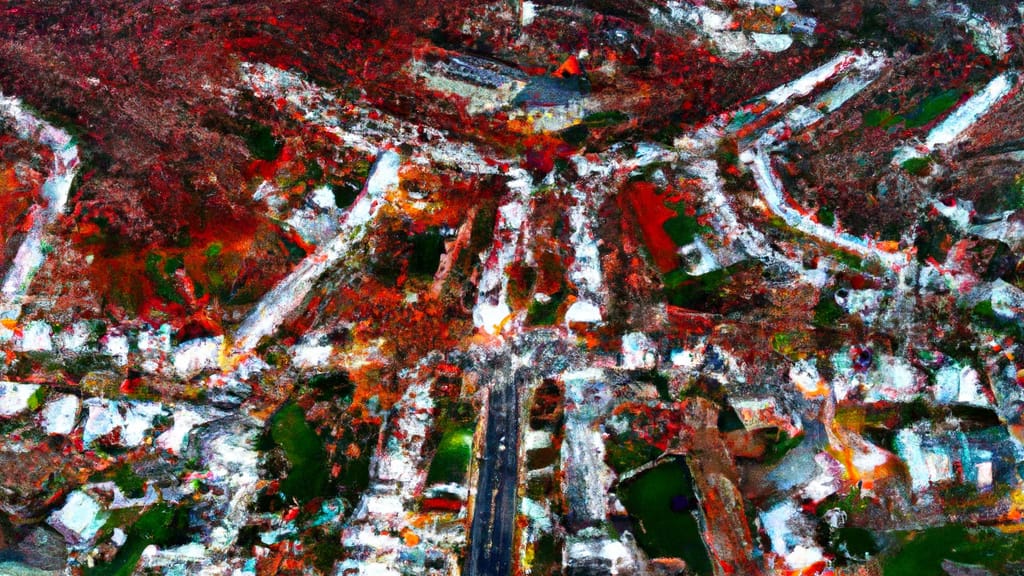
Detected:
[{"left": 2, "top": 2, "right": 1024, "bottom": 575}]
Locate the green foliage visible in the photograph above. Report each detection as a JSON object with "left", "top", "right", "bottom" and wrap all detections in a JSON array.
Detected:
[
  {"left": 903, "top": 89, "right": 961, "bottom": 128},
  {"left": 1012, "top": 174, "right": 1024, "bottom": 211},
  {"left": 833, "top": 249, "right": 865, "bottom": 270},
  {"left": 269, "top": 402, "right": 329, "bottom": 502},
  {"left": 771, "top": 331, "right": 803, "bottom": 360},
  {"left": 303, "top": 158, "right": 324, "bottom": 183},
  {"left": 531, "top": 532, "right": 561, "bottom": 569},
  {"left": 973, "top": 299, "right": 1024, "bottom": 341},
  {"left": 310, "top": 536, "right": 347, "bottom": 574},
  {"left": 863, "top": 108, "right": 897, "bottom": 128},
  {"left": 818, "top": 482, "right": 871, "bottom": 518}
]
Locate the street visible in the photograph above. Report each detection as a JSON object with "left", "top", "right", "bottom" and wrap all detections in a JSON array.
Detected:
[{"left": 465, "top": 365, "right": 524, "bottom": 576}]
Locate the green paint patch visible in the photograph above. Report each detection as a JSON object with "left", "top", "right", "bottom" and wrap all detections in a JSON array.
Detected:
[
  {"left": 663, "top": 202, "right": 703, "bottom": 248},
  {"left": 727, "top": 109, "right": 758, "bottom": 132},
  {"left": 882, "top": 524, "right": 1024, "bottom": 576},
  {"left": 113, "top": 464, "right": 146, "bottom": 499},
  {"left": 145, "top": 252, "right": 184, "bottom": 305},
  {"left": 903, "top": 89, "right": 962, "bottom": 128},
  {"left": 817, "top": 206, "right": 835, "bottom": 227},
  {"left": 662, "top": 264, "right": 739, "bottom": 311},
  {"left": 270, "top": 402, "right": 329, "bottom": 502},
  {"left": 26, "top": 387, "right": 46, "bottom": 411},
  {"left": 617, "top": 457, "right": 712, "bottom": 574},
  {"left": 865, "top": 90, "right": 962, "bottom": 131},
  {"left": 973, "top": 299, "right": 1024, "bottom": 341},
  {"left": 426, "top": 426, "right": 474, "bottom": 485},
  {"left": 329, "top": 181, "right": 361, "bottom": 209},
  {"left": 527, "top": 290, "right": 566, "bottom": 326},
  {"left": 244, "top": 123, "right": 283, "bottom": 161},
  {"left": 900, "top": 156, "right": 932, "bottom": 175},
  {"left": 408, "top": 229, "right": 445, "bottom": 278},
  {"left": 813, "top": 290, "right": 846, "bottom": 327},
  {"left": 605, "top": 431, "right": 663, "bottom": 475},
  {"left": 85, "top": 503, "right": 189, "bottom": 576},
  {"left": 864, "top": 108, "right": 898, "bottom": 128},
  {"left": 760, "top": 429, "right": 803, "bottom": 464},
  {"left": 583, "top": 110, "right": 628, "bottom": 127},
  {"left": 771, "top": 331, "right": 804, "bottom": 360},
  {"left": 828, "top": 526, "right": 879, "bottom": 563}
]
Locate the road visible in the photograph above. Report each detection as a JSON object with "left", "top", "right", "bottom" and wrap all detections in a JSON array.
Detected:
[{"left": 465, "top": 365, "right": 524, "bottom": 576}]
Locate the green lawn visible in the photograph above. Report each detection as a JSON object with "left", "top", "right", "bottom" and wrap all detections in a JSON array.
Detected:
[
  {"left": 426, "top": 426, "right": 474, "bottom": 485},
  {"left": 617, "top": 457, "right": 712, "bottom": 574}
]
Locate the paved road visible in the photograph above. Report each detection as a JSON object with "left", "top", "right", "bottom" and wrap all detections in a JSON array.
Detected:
[{"left": 466, "top": 366, "right": 523, "bottom": 576}]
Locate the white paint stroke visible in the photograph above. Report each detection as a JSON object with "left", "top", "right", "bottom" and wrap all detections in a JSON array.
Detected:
[
  {"left": 0, "top": 96, "right": 79, "bottom": 324},
  {"left": 232, "top": 150, "right": 400, "bottom": 352}
]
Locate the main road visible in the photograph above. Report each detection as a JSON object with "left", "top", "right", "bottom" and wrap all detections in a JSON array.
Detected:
[{"left": 465, "top": 365, "right": 524, "bottom": 576}]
